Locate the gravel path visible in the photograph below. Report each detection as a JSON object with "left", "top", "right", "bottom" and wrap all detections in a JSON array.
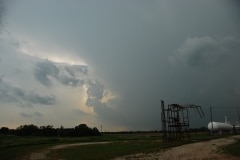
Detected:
[
  {"left": 28, "top": 142, "right": 109, "bottom": 160},
  {"left": 112, "top": 135, "right": 240, "bottom": 160}
]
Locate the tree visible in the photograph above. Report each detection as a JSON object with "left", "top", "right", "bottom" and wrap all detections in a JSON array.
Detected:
[
  {"left": 0, "top": 127, "right": 9, "bottom": 134},
  {"left": 92, "top": 127, "right": 101, "bottom": 135},
  {"left": 40, "top": 125, "right": 56, "bottom": 136},
  {"left": 16, "top": 124, "right": 39, "bottom": 136},
  {"left": 74, "top": 124, "right": 101, "bottom": 136},
  {"left": 75, "top": 124, "right": 91, "bottom": 136}
]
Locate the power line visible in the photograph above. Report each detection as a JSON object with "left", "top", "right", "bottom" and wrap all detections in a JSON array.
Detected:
[{"left": 208, "top": 106, "right": 240, "bottom": 109}]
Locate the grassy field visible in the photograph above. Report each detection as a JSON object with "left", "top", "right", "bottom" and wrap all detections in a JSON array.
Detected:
[
  {"left": 222, "top": 139, "right": 240, "bottom": 157},
  {"left": 0, "top": 134, "right": 107, "bottom": 160},
  {"left": 49, "top": 140, "right": 162, "bottom": 160},
  {"left": 0, "top": 133, "right": 235, "bottom": 160}
]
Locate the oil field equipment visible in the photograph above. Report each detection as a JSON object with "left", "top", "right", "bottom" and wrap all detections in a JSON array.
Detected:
[{"left": 161, "top": 100, "right": 204, "bottom": 141}]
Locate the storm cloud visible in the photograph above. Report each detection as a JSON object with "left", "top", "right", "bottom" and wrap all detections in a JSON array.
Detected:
[
  {"left": 34, "top": 60, "right": 87, "bottom": 87},
  {"left": 0, "top": 0, "right": 5, "bottom": 28},
  {"left": 0, "top": 78, "right": 56, "bottom": 107},
  {"left": 34, "top": 61, "right": 59, "bottom": 86},
  {"left": 170, "top": 36, "right": 240, "bottom": 68},
  {"left": 0, "top": 0, "right": 240, "bottom": 130}
]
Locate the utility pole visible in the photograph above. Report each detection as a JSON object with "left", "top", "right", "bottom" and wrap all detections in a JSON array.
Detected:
[
  {"left": 161, "top": 100, "right": 167, "bottom": 140},
  {"left": 100, "top": 125, "right": 102, "bottom": 133},
  {"left": 210, "top": 106, "right": 213, "bottom": 135},
  {"left": 236, "top": 107, "right": 240, "bottom": 123}
]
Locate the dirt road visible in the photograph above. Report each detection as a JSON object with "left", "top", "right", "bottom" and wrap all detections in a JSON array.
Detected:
[
  {"left": 113, "top": 135, "right": 240, "bottom": 160},
  {"left": 27, "top": 135, "right": 240, "bottom": 160},
  {"left": 28, "top": 142, "right": 109, "bottom": 160}
]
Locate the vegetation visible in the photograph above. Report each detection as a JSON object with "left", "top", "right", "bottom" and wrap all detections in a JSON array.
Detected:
[
  {"left": 0, "top": 134, "right": 53, "bottom": 160},
  {"left": 0, "top": 132, "right": 187, "bottom": 160},
  {"left": 222, "top": 139, "right": 240, "bottom": 157},
  {"left": 0, "top": 134, "right": 105, "bottom": 160},
  {"left": 49, "top": 140, "right": 161, "bottom": 160},
  {"left": 0, "top": 125, "right": 238, "bottom": 160},
  {"left": 0, "top": 123, "right": 100, "bottom": 137}
]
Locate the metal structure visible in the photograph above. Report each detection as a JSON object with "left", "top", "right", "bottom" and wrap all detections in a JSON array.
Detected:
[{"left": 161, "top": 101, "right": 204, "bottom": 141}]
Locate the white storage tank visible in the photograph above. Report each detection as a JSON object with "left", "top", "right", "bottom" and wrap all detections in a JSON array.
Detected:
[{"left": 208, "top": 122, "right": 233, "bottom": 131}]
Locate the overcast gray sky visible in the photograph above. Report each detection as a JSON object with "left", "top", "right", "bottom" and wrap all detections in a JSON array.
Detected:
[{"left": 0, "top": 0, "right": 240, "bottom": 131}]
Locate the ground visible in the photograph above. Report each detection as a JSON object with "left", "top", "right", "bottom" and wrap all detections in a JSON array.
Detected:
[
  {"left": 27, "top": 135, "right": 240, "bottom": 160},
  {"left": 112, "top": 135, "right": 240, "bottom": 160}
]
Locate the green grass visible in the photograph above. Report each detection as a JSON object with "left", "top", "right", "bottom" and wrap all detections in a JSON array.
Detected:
[
  {"left": 0, "top": 133, "right": 235, "bottom": 160},
  {"left": 48, "top": 140, "right": 162, "bottom": 160},
  {"left": 222, "top": 139, "right": 240, "bottom": 157},
  {"left": 0, "top": 135, "right": 58, "bottom": 160},
  {"left": 0, "top": 134, "right": 108, "bottom": 160},
  {"left": 46, "top": 133, "right": 207, "bottom": 160}
]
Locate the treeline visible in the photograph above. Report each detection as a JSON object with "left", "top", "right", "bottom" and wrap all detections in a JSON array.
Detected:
[
  {"left": 0, "top": 124, "right": 100, "bottom": 137},
  {"left": 102, "top": 127, "right": 208, "bottom": 134}
]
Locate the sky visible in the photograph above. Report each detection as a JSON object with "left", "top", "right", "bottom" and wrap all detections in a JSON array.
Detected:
[{"left": 0, "top": 0, "right": 240, "bottom": 131}]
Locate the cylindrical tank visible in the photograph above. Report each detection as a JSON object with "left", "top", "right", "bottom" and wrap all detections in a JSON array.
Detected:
[{"left": 208, "top": 122, "right": 233, "bottom": 131}]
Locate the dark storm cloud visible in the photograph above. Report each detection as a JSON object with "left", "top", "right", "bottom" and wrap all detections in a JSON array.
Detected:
[
  {"left": 34, "top": 60, "right": 87, "bottom": 87},
  {"left": 167, "top": 36, "right": 240, "bottom": 116},
  {"left": 58, "top": 76, "right": 82, "bottom": 87},
  {"left": 0, "top": 0, "right": 5, "bottom": 27},
  {"left": 34, "top": 61, "right": 59, "bottom": 86},
  {"left": 65, "top": 65, "right": 88, "bottom": 75},
  {"left": 0, "top": 78, "right": 56, "bottom": 106},
  {"left": 0, "top": 78, "right": 18, "bottom": 103},
  {"left": 58, "top": 65, "right": 86, "bottom": 86},
  {"left": 65, "top": 66, "right": 76, "bottom": 77},
  {"left": 84, "top": 80, "right": 127, "bottom": 130},
  {"left": 26, "top": 91, "right": 55, "bottom": 105},
  {"left": 170, "top": 36, "right": 240, "bottom": 68},
  {"left": 84, "top": 79, "right": 127, "bottom": 129},
  {"left": 84, "top": 79, "right": 115, "bottom": 125}
]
